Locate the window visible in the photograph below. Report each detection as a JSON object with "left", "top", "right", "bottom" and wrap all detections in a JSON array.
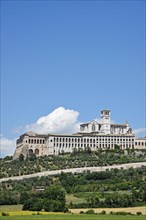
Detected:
[
  {"left": 29, "top": 149, "right": 33, "bottom": 154},
  {"left": 35, "top": 149, "right": 39, "bottom": 155},
  {"left": 80, "top": 126, "right": 84, "bottom": 131},
  {"left": 92, "top": 124, "right": 95, "bottom": 131}
]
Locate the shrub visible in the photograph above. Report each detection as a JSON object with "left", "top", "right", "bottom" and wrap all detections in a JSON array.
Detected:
[
  {"left": 86, "top": 209, "right": 95, "bottom": 214},
  {"left": 100, "top": 210, "right": 106, "bottom": 214},
  {"left": 80, "top": 211, "right": 85, "bottom": 214},
  {"left": 1, "top": 212, "right": 9, "bottom": 216},
  {"left": 137, "top": 212, "right": 142, "bottom": 215},
  {"left": 116, "top": 212, "right": 129, "bottom": 215},
  {"left": 37, "top": 212, "right": 42, "bottom": 215}
]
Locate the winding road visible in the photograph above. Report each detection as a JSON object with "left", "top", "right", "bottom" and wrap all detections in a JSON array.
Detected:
[{"left": 0, "top": 162, "right": 145, "bottom": 182}]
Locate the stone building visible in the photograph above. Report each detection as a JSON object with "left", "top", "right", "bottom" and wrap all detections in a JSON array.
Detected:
[
  {"left": 13, "top": 110, "right": 146, "bottom": 159},
  {"left": 135, "top": 137, "right": 146, "bottom": 149}
]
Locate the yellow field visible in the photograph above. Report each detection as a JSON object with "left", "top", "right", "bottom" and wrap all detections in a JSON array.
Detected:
[
  {"left": 0, "top": 206, "right": 61, "bottom": 216},
  {"left": 70, "top": 206, "right": 146, "bottom": 215},
  {"left": 0, "top": 211, "right": 66, "bottom": 216},
  {"left": 0, "top": 205, "right": 145, "bottom": 216}
]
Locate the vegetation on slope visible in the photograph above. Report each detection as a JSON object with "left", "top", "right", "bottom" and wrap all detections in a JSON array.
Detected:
[
  {"left": 0, "top": 166, "right": 145, "bottom": 210},
  {"left": 0, "top": 148, "right": 146, "bottom": 178}
]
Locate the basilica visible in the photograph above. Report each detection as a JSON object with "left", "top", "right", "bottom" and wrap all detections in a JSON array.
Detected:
[{"left": 13, "top": 110, "right": 146, "bottom": 159}]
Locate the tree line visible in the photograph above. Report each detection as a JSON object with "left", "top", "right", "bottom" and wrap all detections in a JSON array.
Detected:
[{"left": 0, "top": 166, "right": 145, "bottom": 210}]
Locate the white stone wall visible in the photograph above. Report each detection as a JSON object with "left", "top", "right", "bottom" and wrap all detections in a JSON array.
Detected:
[
  {"left": 46, "top": 134, "right": 135, "bottom": 156},
  {"left": 134, "top": 138, "right": 146, "bottom": 149},
  {"left": 14, "top": 132, "right": 137, "bottom": 159}
]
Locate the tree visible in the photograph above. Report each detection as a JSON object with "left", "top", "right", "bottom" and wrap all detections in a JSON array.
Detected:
[
  {"left": 84, "top": 146, "right": 92, "bottom": 154},
  {"left": 29, "top": 153, "right": 37, "bottom": 161},
  {"left": 20, "top": 192, "right": 30, "bottom": 204},
  {"left": 45, "top": 185, "right": 66, "bottom": 202},
  {"left": 19, "top": 154, "right": 24, "bottom": 162},
  {"left": 22, "top": 185, "right": 67, "bottom": 212}
]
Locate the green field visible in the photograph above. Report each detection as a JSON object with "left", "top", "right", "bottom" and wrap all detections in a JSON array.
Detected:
[
  {"left": 0, "top": 214, "right": 145, "bottom": 220},
  {"left": 0, "top": 205, "right": 23, "bottom": 212},
  {"left": 66, "top": 194, "right": 86, "bottom": 204},
  {"left": 0, "top": 205, "right": 145, "bottom": 220}
]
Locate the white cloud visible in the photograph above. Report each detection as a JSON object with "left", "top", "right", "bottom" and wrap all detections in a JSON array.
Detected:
[
  {"left": 133, "top": 128, "right": 146, "bottom": 137},
  {"left": 2, "top": 106, "right": 145, "bottom": 158},
  {"left": 1, "top": 107, "right": 81, "bottom": 157},
  {"left": 25, "top": 107, "right": 80, "bottom": 134},
  {"left": 0, "top": 135, "right": 16, "bottom": 157}
]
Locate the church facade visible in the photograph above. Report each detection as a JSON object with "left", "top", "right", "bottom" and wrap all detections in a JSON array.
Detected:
[{"left": 13, "top": 110, "right": 146, "bottom": 159}]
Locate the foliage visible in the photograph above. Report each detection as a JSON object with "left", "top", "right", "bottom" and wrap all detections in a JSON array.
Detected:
[
  {"left": 22, "top": 185, "right": 67, "bottom": 212},
  {"left": 1, "top": 212, "right": 9, "bottom": 216},
  {"left": 19, "top": 154, "right": 24, "bottom": 162},
  {"left": 0, "top": 166, "right": 146, "bottom": 210},
  {"left": 86, "top": 209, "right": 95, "bottom": 214},
  {"left": 0, "top": 149, "right": 146, "bottom": 178}
]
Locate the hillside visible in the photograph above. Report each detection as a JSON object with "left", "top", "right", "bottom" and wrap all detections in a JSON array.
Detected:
[
  {"left": 0, "top": 166, "right": 146, "bottom": 210},
  {"left": 0, "top": 149, "right": 146, "bottom": 213},
  {"left": 1, "top": 148, "right": 146, "bottom": 178}
]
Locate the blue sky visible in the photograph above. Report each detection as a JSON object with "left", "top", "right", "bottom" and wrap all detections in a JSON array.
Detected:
[{"left": 1, "top": 0, "right": 145, "bottom": 157}]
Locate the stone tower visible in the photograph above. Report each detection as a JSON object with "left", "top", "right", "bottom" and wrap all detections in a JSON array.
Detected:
[{"left": 101, "top": 110, "right": 111, "bottom": 134}]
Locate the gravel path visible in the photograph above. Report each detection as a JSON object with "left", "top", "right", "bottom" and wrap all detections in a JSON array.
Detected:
[{"left": 0, "top": 162, "right": 145, "bottom": 182}]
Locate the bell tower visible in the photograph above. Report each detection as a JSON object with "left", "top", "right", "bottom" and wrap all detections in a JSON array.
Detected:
[{"left": 101, "top": 110, "right": 111, "bottom": 134}]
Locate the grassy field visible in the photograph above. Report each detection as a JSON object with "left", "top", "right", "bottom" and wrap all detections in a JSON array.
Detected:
[
  {"left": 74, "top": 190, "right": 131, "bottom": 200},
  {"left": 0, "top": 205, "right": 23, "bottom": 212},
  {"left": 70, "top": 206, "right": 146, "bottom": 215},
  {"left": 74, "top": 192, "right": 100, "bottom": 199},
  {"left": 0, "top": 214, "right": 145, "bottom": 220},
  {"left": 66, "top": 194, "right": 86, "bottom": 204},
  {"left": 0, "top": 205, "right": 145, "bottom": 220}
]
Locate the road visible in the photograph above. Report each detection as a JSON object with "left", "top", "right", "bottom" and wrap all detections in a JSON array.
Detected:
[{"left": 0, "top": 161, "right": 145, "bottom": 182}]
